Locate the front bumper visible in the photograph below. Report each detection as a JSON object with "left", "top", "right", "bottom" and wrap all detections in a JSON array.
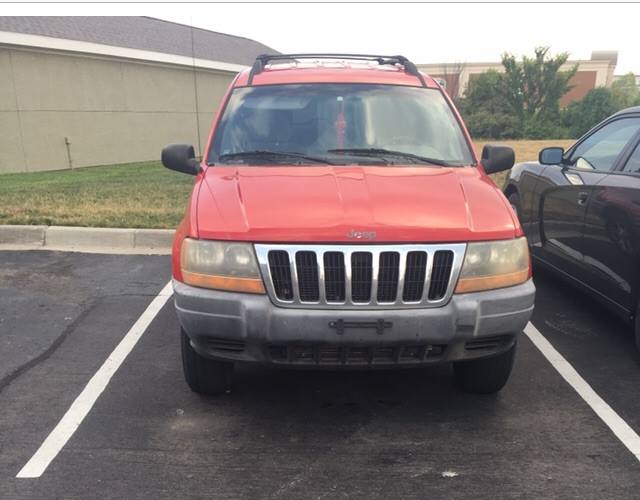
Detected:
[{"left": 173, "top": 279, "right": 535, "bottom": 368}]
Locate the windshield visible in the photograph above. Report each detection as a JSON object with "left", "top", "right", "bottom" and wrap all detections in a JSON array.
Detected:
[{"left": 208, "top": 84, "right": 474, "bottom": 166}]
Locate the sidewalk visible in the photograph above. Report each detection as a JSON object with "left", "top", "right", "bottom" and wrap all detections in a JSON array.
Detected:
[{"left": 0, "top": 225, "right": 174, "bottom": 254}]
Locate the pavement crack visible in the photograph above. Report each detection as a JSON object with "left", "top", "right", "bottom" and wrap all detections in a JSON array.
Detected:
[{"left": 0, "top": 298, "right": 100, "bottom": 394}]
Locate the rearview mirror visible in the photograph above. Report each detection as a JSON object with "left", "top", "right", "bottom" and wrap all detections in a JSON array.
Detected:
[
  {"left": 481, "top": 145, "right": 515, "bottom": 174},
  {"left": 539, "top": 147, "right": 564, "bottom": 165},
  {"left": 161, "top": 144, "right": 202, "bottom": 175}
]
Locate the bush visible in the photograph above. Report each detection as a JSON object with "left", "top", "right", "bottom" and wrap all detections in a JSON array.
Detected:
[
  {"left": 562, "top": 87, "right": 616, "bottom": 138},
  {"left": 465, "top": 110, "right": 522, "bottom": 139},
  {"left": 523, "top": 115, "right": 569, "bottom": 140},
  {"left": 611, "top": 73, "right": 640, "bottom": 110}
]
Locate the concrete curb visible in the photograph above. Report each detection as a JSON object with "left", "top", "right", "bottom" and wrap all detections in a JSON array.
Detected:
[{"left": 0, "top": 225, "right": 174, "bottom": 254}]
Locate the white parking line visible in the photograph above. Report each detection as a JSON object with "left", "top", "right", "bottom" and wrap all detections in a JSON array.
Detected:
[
  {"left": 15, "top": 295, "right": 639, "bottom": 477},
  {"left": 524, "top": 322, "right": 640, "bottom": 463},
  {"left": 16, "top": 281, "right": 173, "bottom": 479}
]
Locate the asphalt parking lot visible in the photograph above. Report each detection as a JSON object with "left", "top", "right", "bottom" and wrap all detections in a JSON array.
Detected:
[{"left": 1, "top": 250, "right": 639, "bottom": 499}]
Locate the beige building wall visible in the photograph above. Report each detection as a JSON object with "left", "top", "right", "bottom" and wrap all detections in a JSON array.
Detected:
[{"left": 0, "top": 45, "right": 237, "bottom": 173}]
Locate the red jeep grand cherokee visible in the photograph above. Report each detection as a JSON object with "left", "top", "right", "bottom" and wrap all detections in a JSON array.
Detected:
[{"left": 162, "top": 54, "right": 535, "bottom": 396}]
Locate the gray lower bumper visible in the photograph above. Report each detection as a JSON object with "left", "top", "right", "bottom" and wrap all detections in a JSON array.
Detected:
[{"left": 173, "top": 279, "right": 535, "bottom": 367}]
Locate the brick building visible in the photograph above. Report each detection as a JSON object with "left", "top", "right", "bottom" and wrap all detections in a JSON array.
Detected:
[{"left": 418, "top": 51, "right": 619, "bottom": 106}]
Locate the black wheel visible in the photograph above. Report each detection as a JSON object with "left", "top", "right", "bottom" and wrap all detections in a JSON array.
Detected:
[
  {"left": 453, "top": 342, "right": 516, "bottom": 394},
  {"left": 507, "top": 191, "right": 521, "bottom": 221},
  {"left": 181, "top": 329, "right": 233, "bottom": 396}
]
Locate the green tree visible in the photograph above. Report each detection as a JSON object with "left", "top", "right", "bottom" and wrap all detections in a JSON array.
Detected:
[
  {"left": 457, "top": 70, "right": 509, "bottom": 114},
  {"left": 560, "top": 76, "right": 640, "bottom": 139},
  {"left": 501, "top": 47, "right": 576, "bottom": 136},
  {"left": 457, "top": 48, "right": 577, "bottom": 139},
  {"left": 457, "top": 70, "right": 521, "bottom": 138},
  {"left": 610, "top": 73, "right": 640, "bottom": 110},
  {"left": 562, "top": 87, "right": 616, "bottom": 138}
]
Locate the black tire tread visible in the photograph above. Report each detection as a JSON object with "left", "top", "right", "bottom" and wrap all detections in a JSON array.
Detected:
[
  {"left": 181, "top": 329, "right": 233, "bottom": 396},
  {"left": 454, "top": 343, "right": 516, "bottom": 394}
]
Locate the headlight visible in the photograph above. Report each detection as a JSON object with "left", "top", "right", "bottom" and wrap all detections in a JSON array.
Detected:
[
  {"left": 455, "top": 237, "right": 530, "bottom": 293},
  {"left": 180, "top": 239, "right": 265, "bottom": 294}
]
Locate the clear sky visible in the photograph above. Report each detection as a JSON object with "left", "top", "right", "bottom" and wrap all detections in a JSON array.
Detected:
[{"left": 5, "top": 3, "right": 640, "bottom": 74}]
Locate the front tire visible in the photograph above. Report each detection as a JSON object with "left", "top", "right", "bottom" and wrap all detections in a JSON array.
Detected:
[
  {"left": 181, "top": 329, "right": 233, "bottom": 395},
  {"left": 453, "top": 342, "right": 516, "bottom": 394}
]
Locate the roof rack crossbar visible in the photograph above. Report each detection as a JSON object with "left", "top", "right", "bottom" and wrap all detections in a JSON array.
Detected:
[{"left": 247, "top": 53, "right": 426, "bottom": 87}]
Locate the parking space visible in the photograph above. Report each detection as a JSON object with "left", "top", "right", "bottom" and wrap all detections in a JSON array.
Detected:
[
  {"left": 1, "top": 250, "right": 639, "bottom": 499},
  {"left": 530, "top": 268, "right": 640, "bottom": 434}
]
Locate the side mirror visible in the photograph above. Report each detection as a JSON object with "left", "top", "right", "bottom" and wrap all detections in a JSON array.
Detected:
[
  {"left": 161, "top": 144, "right": 202, "bottom": 175},
  {"left": 539, "top": 147, "right": 564, "bottom": 165},
  {"left": 481, "top": 144, "right": 515, "bottom": 174}
]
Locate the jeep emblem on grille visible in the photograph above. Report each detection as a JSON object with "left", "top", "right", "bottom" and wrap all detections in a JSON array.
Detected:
[{"left": 346, "top": 229, "right": 376, "bottom": 240}]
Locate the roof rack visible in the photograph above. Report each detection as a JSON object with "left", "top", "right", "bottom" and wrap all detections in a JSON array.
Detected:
[{"left": 247, "top": 53, "right": 427, "bottom": 87}]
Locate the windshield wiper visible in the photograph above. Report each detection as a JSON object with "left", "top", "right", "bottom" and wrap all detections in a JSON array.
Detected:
[
  {"left": 217, "top": 150, "right": 336, "bottom": 165},
  {"left": 328, "top": 148, "right": 455, "bottom": 167}
]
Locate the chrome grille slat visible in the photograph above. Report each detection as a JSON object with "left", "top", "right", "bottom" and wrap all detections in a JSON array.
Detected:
[
  {"left": 317, "top": 251, "right": 327, "bottom": 303},
  {"left": 344, "top": 250, "right": 353, "bottom": 305},
  {"left": 421, "top": 251, "right": 435, "bottom": 302},
  {"left": 394, "top": 250, "right": 408, "bottom": 306},
  {"left": 288, "top": 250, "right": 301, "bottom": 303},
  {"left": 371, "top": 249, "right": 380, "bottom": 304},
  {"left": 255, "top": 244, "right": 466, "bottom": 310}
]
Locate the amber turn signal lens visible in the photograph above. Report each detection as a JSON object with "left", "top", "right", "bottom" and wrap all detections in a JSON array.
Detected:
[
  {"left": 455, "top": 269, "right": 529, "bottom": 294},
  {"left": 182, "top": 271, "right": 265, "bottom": 294}
]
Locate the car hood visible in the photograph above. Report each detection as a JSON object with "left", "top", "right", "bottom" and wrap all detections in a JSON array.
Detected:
[{"left": 197, "top": 166, "right": 518, "bottom": 242}]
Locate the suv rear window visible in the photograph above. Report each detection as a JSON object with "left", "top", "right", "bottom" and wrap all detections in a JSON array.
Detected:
[{"left": 208, "top": 84, "right": 474, "bottom": 166}]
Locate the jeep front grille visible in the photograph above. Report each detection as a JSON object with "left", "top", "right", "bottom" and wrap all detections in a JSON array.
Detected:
[{"left": 254, "top": 244, "right": 466, "bottom": 309}]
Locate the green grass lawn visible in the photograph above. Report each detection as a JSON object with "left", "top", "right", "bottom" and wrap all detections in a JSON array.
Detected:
[
  {"left": 0, "top": 162, "right": 194, "bottom": 228},
  {"left": 0, "top": 139, "right": 574, "bottom": 229}
]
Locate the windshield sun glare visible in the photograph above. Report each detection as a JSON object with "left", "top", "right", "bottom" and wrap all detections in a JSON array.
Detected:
[{"left": 209, "top": 84, "right": 473, "bottom": 167}]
